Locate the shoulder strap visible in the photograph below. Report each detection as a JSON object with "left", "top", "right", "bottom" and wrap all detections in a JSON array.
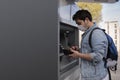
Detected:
[
  {"left": 89, "top": 27, "right": 101, "bottom": 48},
  {"left": 89, "top": 28, "right": 112, "bottom": 80}
]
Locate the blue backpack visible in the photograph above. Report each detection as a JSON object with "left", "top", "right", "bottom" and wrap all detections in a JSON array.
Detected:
[{"left": 89, "top": 27, "right": 118, "bottom": 71}]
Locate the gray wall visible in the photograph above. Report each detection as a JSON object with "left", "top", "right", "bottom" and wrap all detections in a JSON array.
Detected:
[{"left": 0, "top": 0, "right": 58, "bottom": 80}]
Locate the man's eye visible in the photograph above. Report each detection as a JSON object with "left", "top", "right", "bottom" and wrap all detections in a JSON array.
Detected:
[{"left": 77, "top": 23, "right": 81, "bottom": 25}]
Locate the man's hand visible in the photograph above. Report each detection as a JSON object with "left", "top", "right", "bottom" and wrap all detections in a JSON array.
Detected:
[
  {"left": 69, "top": 48, "right": 80, "bottom": 58},
  {"left": 71, "top": 46, "right": 79, "bottom": 51}
]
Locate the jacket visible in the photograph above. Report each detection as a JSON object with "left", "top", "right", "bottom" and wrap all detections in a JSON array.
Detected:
[{"left": 80, "top": 23, "right": 108, "bottom": 80}]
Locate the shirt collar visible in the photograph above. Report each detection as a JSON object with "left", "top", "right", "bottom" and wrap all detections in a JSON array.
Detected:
[{"left": 82, "top": 22, "right": 98, "bottom": 36}]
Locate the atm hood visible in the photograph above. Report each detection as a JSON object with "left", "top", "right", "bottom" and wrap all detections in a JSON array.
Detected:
[
  {"left": 65, "top": 0, "right": 119, "bottom": 3},
  {"left": 75, "top": 0, "right": 119, "bottom": 3}
]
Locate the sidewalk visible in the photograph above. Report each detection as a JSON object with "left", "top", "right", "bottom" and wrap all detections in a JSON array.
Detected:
[{"left": 111, "top": 57, "right": 120, "bottom": 80}]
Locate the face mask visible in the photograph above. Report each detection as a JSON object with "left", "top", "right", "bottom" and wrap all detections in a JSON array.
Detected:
[{"left": 78, "top": 25, "right": 87, "bottom": 31}]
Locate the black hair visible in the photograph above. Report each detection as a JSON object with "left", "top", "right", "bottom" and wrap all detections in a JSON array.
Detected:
[{"left": 73, "top": 9, "right": 92, "bottom": 21}]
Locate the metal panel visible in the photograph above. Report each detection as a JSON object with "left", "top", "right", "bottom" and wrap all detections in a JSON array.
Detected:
[{"left": 0, "top": 0, "right": 58, "bottom": 80}]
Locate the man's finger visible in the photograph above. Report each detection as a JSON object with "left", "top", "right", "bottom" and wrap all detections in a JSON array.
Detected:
[
  {"left": 69, "top": 48, "right": 75, "bottom": 52},
  {"left": 69, "top": 53, "right": 75, "bottom": 58}
]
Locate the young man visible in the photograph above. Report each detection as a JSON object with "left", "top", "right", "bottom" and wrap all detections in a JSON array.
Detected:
[{"left": 69, "top": 10, "right": 109, "bottom": 80}]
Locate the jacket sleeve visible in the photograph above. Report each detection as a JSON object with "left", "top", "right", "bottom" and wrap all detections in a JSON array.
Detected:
[{"left": 89, "top": 29, "right": 108, "bottom": 66}]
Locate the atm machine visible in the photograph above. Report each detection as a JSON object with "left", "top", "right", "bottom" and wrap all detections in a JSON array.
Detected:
[
  {"left": 58, "top": 0, "right": 80, "bottom": 80},
  {"left": 59, "top": 22, "right": 80, "bottom": 80},
  {"left": 0, "top": 0, "right": 118, "bottom": 80}
]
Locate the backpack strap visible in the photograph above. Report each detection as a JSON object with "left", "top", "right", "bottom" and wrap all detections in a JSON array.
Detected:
[
  {"left": 107, "top": 68, "right": 112, "bottom": 80},
  {"left": 89, "top": 28, "right": 112, "bottom": 80},
  {"left": 89, "top": 27, "right": 101, "bottom": 48}
]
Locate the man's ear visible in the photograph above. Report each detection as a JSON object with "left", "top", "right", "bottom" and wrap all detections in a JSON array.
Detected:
[
  {"left": 85, "top": 17, "right": 90, "bottom": 23},
  {"left": 85, "top": 17, "right": 89, "bottom": 21}
]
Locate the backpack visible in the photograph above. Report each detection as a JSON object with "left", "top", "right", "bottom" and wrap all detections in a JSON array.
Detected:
[{"left": 89, "top": 27, "right": 118, "bottom": 80}]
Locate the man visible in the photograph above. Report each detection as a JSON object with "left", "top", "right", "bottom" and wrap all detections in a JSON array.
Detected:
[{"left": 69, "top": 10, "right": 109, "bottom": 80}]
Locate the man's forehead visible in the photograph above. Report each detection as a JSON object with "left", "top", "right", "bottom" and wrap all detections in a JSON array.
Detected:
[
  {"left": 75, "top": 19, "right": 82, "bottom": 24},
  {"left": 75, "top": 19, "right": 82, "bottom": 22}
]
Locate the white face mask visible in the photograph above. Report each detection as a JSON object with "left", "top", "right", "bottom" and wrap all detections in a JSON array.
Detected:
[{"left": 78, "top": 25, "right": 87, "bottom": 31}]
